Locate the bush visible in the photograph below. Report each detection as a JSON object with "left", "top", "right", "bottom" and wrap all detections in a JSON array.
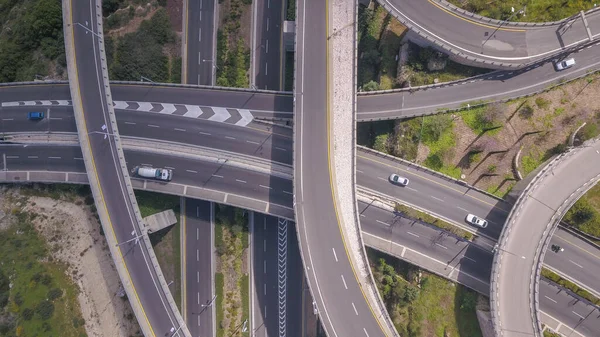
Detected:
[
  {"left": 519, "top": 104, "right": 534, "bottom": 119},
  {"left": 22, "top": 308, "right": 34, "bottom": 320},
  {"left": 422, "top": 115, "right": 453, "bottom": 143},
  {"left": 580, "top": 122, "right": 600, "bottom": 141},
  {"left": 460, "top": 291, "right": 477, "bottom": 311},
  {"left": 535, "top": 97, "right": 550, "bottom": 110},
  {"left": 373, "top": 134, "right": 389, "bottom": 153},
  {"left": 47, "top": 288, "right": 63, "bottom": 301},
  {"left": 363, "top": 80, "right": 380, "bottom": 92},
  {"left": 35, "top": 300, "right": 55, "bottom": 320},
  {"left": 0, "top": 269, "right": 9, "bottom": 308}
]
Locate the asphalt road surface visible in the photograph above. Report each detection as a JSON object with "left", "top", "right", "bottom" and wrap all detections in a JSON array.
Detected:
[
  {"left": 185, "top": 0, "right": 217, "bottom": 85},
  {"left": 253, "top": 0, "right": 284, "bottom": 90},
  {"left": 182, "top": 199, "right": 214, "bottom": 337},
  {"left": 68, "top": 0, "right": 183, "bottom": 335},
  {"left": 3, "top": 144, "right": 600, "bottom": 336}
]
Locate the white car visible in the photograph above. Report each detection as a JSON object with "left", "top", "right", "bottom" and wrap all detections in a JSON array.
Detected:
[
  {"left": 389, "top": 174, "right": 409, "bottom": 186},
  {"left": 554, "top": 58, "right": 575, "bottom": 71},
  {"left": 466, "top": 214, "right": 488, "bottom": 228}
]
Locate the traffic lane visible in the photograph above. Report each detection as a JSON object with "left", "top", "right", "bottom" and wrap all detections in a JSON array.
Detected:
[
  {"left": 356, "top": 43, "right": 600, "bottom": 119},
  {"left": 2, "top": 145, "right": 86, "bottom": 172},
  {"left": 111, "top": 85, "right": 294, "bottom": 113},
  {"left": 115, "top": 111, "right": 293, "bottom": 165},
  {"left": 0, "top": 83, "right": 71, "bottom": 103},
  {"left": 122, "top": 150, "right": 293, "bottom": 206},
  {"left": 186, "top": 0, "right": 215, "bottom": 85},
  {"left": 358, "top": 201, "right": 493, "bottom": 282},
  {"left": 356, "top": 166, "right": 508, "bottom": 240},
  {"left": 0, "top": 106, "right": 76, "bottom": 134},
  {"left": 253, "top": 213, "right": 280, "bottom": 337},
  {"left": 545, "top": 229, "right": 600, "bottom": 296},
  {"left": 385, "top": 0, "right": 528, "bottom": 59},
  {"left": 184, "top": 199, "right": 213, "bottom": 337},
  {"left": 254, "top": 0, "right": 284, "bottom": 90},
  {"left": 73, "top": 1, "right": 181, "bottom": 330},
  {"left": 539, "top": 279, "right": 600, "bottom": 337},
  {"left": 286, "top": 222, "right": 303, "bottom": 337}
]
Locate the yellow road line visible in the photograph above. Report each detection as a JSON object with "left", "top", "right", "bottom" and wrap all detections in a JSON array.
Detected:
[
  {"left": 556, "top": 233, "right": 600, "bottom": 260},
  {"left": 358, "top": 153, "right": 510, "bottom": 212},
  {"left": 324, "top": 2, "right": 390, "bottom": 335},
  {"left": 68, "top": 2, "right": 156, "bottom": 335},
  {"left": 427, "top": 0, "right": 526, "bottom": 33}
]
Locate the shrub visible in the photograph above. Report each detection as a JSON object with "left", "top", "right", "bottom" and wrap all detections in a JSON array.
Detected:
[
  {"left": 363, "top": 80, "right": 380, "bottom": 92},
  {"left": 0, "top": 269, "right": 9, "bottom": 308},
  {"left": 22, "top": 308, "right": 34, "bottom": 320},
  {"left": 535, "top": 97, "right": 550, "bottom": 110},
  {"left": 519, "top": 104, "right": 534, "bottom": 119},
  {"left": 373, "top": 134, "right": 389, "bottom": 153},
  {"left": 580, "top": 122, "right": 600, "bottom": 141},
  {"left": 460, "top": 291, "right": 477, "bottom": 311},
  {"left": 47, "top": 288, "right": 63, "bottom": 301},
  {"left": 422, "top": 115, "right": 453, "bottom": 143},
  {"left": 35, "top": 300, "right": 55, "bottom": 320}
]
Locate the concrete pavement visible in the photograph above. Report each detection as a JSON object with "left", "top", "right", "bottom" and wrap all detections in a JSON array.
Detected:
[
  {"left": 252, "top": 0, "right": 285, "bottom": 89},
  {"left": 183, "top": 0, "right": 217, "bottom": 85}
]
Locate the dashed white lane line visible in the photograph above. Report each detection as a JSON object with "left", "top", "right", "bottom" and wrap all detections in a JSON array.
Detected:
[
  {"left": 197, "top": 271, "right": 199, "bottom": 283},
  {"left": 457, "top": 206, "right": 470, "bottom": 212},
  {"left": 165, "top": 166, "right": 175, "bottom": 170},
  {"left": 198, "top": 51, "right": 202, "bottom": 65},
  {"left": 246, "top": 140, "right": 260, "bottom": 145},
  {"left": 48, "top": 157, "right": 61, "bottom": 159},
  {"left": 199, "top": 131, "right": 211, "bottom": 136},
  {"left": 264, "top": 283, "right": 267, "bottom": 295},
  {"left": 341, "top": 275, "right": 348, "bottom": 289},
  {"left": 435, "top": 243, "right": 448, "bottom": 249},
  {"left": 236, "top": 179, "right": 247, "bottom": 184},
  {"left": 266, "top": 39, "right": 269, "bottom": 54},
  {"left": 569, "top": 260, "right": 584, "bottom": 268},
  {"left": 356, "top": 169, "right": 363, "bottom": 174},
  {"left": 332, "top": 248, "right": 338, "bottom": 262},
  {"left": 431, "top": 196, "right": 444, "bottom": 202},
  {"left": 363, "top": 328, "right": 370, "bottom": 337},
  {"left": 74, "top": 157, "right": 83, "bottom": 160},
  {"left": 275, "top": 147, "right": 287, "bottom": 152},
  {"left": 212, "top": 174, "right": 224, "bottom": 178},
  {"left": 351, "top": 302, "right": 359, "bottom": 316},
  {"left": 196, "top": 228, "right": 199, "bottom": 240},
  {"left": 264, "top": 260, "right": 266, "bottom": 274},
  {"left": 198, "top": 292, "right": 200, "bottom": 304},
  {"left": 197, "top": 315, "right": 200, "bottom": 326},
  {"left": 283, "top": 190, "right": 293, "bottom": 195},
  {"left": 544, "top": 296, "right": 557, "bottom": 303},
  {"left": 147, "top": 124, "right": 160, "bottom": 128},
  {"left": 263, "top": 239, "right": 266, "bottom": 252},
  {"left": 49, "top": 117, "right": 62, "bottom": 120},
  {"left": 186, "top": 169, "right": 198, "bottom": 173},
  {"left": 407, "top": 231, "right": 419, "bottom": 238},
  {"left": 196, "top": 249, "right": 199, "bottom": 262},
  {"left": 406, "top": 187, "right": 418, "bottom": 192},
  {"left": 377, "top": 177, "right": 387, "bottom": 181},
  {"left": 6, "top": 156, "right": 18, "bottom": 159},
  {"left": 1, "top": 118, "right": 13, "bottom": 121},
  {"left": 572, "top": 311, "right": 585, "bottom": 320},
  {"left": 198, "top": 28, "right": 202, "bottom": 42},
  {"left": 27, "top": 156, "right": 38, "bottom": 159},
  {"left": 124, "top": 121, "right": 136, "bottom": 125},
  {"left": 225, "top": 136, "right": 236, "bottom": 140},
  {"left": 259, "top": 185, "right": 272, "bottom": 190},
  {"left": 174, "top": 128, "right": 186, "bottom": 132},
  {"left": 141, "top": 163, "right": 152, "bottom": 167},
  {"left": 376, "top": 220, "right": 390, "bottom": 227}
]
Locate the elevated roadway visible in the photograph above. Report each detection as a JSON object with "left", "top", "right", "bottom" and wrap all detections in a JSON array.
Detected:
[
  {"left": 63, "top": 0, "right": 187, "bottom": 336},
  {"left": 492, "top": 141, "right": 600, "bottom": 337},
  {"left": 380, "top": 0, "right": 600, "bottom": 68},
  {"left": 2, "top": 38, "right": 600, "bottom": 122},
  {"left": 2, "top": 143, "right": 600, "bottom": 336}
]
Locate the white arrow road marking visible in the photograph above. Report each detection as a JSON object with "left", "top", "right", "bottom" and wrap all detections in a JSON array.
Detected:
[
  {"left": 40, "top": 100, "right": 52, "bottom": 106},
  {"left": 113, "top": 101, "right": 128, "bottom": 110},
  {"left": 1, "top": 102, "right": 20, "bottom": 107},
  {"left": 209, "top": 107, "right": 231, "bottom": 123},
  {"left": 236, "top": 109, "right": 254, "bottom": 126},
  {"left": 160, "top": 103, "right": 177, "bottom": 114},
  {"left": 184, "top": 105, "right": 203, "bottom": 118},
  {"left": 137, "top": 102, "right": 154, "bottom": 112},
  {"left": 24, "top": 101, "right": 37, "bottom": 106},
  {"left": 56, "top": 100, "right": 70, "bottom": 106}
]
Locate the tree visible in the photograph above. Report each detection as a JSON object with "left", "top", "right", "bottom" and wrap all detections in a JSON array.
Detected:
[
  {"left": 423, "top": 115, "right": 452, "bottom": 143},
  {"left": 567, "top": 199, "right": 597, "bottom": 225},
  {"left": 363, "top": 80, "right": 380, "bottom": 92},
  {"left": 21, "top": 308, "right": 34, "bottom": 321},
  {"left": 0, "top": 269, "right": 9, "bottom": 308},
  {"left": 47, "top": 288, "right": 63, "bottom": 301},
  {"left": 35, "top": 300, "right": 55, "bottom": 320}
]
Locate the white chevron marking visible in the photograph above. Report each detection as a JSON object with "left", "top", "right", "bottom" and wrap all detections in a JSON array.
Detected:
[
  {"left": 113, "top": 101, "right": 128, "bottom": 110},
  {"left": 1, "top": 102, "right": 20, "bottom": 107},
  {"left": 137, "top": 102, "right": 153, "bottom": 112},
  {"left": 160, "top": 103, "right": 177, "bottom": 114},
  {"left": 184, "top": 105, "right": 203, "bottom": 118},
  {"left": 236, "top": 109, "right": 254, "bottom": 126},
  {"left": 209, "top": 107, "right": 231, "bottom": 123}
]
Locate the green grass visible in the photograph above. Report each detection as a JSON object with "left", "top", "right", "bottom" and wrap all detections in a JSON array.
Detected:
[
  {"left": 394, "top": 203, "right": 473, "bottom": 240},
  {"left": 520, "top": 148, "right": 543, "bottom": 176},
  {"left": 369, "top": 250, "right": 483, "bottom": 337},
  {"left": 461, "top": 104, "right": 503, "bottom": 135},
  {"left": 215, "top": 272, "right": 225, "bottom": 337},
  {"left": 0, "top": 211, "right": 87, "bottom": 337},
  {"left": 446, "top": 0, "right": 598, "bottom": 22},
  {"left": 240, "top": 274, "right": 250, "bottom": 337},
  {"left": 543, "top": 329, "right": 562, "bottom": 337},
  {"left": 541, "top": 268, "right": 600, "bottom": 305}
]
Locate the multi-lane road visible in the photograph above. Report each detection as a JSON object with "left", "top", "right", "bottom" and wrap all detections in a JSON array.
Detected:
[
  {"left": 252, "top": 0, "right": 284, "bottom": 89},
  {"left": 184, "top": 0, "right": 217, "bottom": 85},
  {"left": 3, "top": 143, "right": 600, "bottom": 336}
]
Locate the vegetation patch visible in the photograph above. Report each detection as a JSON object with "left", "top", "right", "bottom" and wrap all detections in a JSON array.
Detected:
[
  {"left": 214, "top": 204, "right": 249, "bottom": 337},
  {"left": 461, "top": 102, "right": 504, "bottom": 135},
  {"left": 394, "top": 203, "right": 473, "bottom": 240},
  {"left": 216, "top": 0, "right": 251, "bottom": 88},
  {"left": 541, "top": 268, "right": 600, "bottom": 305},
  {"left": 107, "top": 8, "right": 180, "bottom": 83},
  {"left": 447, "top": 0, "right": 598, "bottom": 22},
  {"left": 543, "top": 329, "right": 562, "bottom": 337},
  {"left": 0, "top": 210, "right": 87, "bottom": 337},
  {"left": 563, "top": 186, "right": 600, "bottom": 238},
  {"left": 0, "top": 0, "right": 66, "bottom": 82},
  {"left": 369, "top": 249, "right": 483, "bottom": 337}
]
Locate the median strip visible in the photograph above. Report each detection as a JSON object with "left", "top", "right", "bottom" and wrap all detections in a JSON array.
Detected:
[{"left": 541, "top": 267, "right": 600, "bottom": 305}]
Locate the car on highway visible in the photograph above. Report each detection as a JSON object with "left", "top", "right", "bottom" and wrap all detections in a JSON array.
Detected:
[
  {"left": 554, "top": 58, "right": 575, "bottom": 71},
  {"left": 132, "top": 166, "right": 173, "bottom": 181},
  {"left": 466, "top": 214, "right": 488, "bottom": 228},
  {"left": 389, "top": 173, "right": 409, "bottom": 186},
  {"left": 27, "top": 111, "right": 45, "bottom": 120}
]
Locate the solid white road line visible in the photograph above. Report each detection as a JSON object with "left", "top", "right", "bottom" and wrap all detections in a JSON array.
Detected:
[
  {"left": 332, "top": 248, "right": 338, "bottom": 262},
  {"left": 462, "top": 256, "right": 476, "bottom": 263},
  {"left": 341, "top": 275, "right": 348, "bottom": 289},
  {"left": 544, "top": 296, "right": 557, "bottom": 303}
]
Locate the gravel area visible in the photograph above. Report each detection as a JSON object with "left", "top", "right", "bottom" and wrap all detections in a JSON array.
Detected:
[{"left": 329, "top": 0, "right": 396, "bottom": 335}]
